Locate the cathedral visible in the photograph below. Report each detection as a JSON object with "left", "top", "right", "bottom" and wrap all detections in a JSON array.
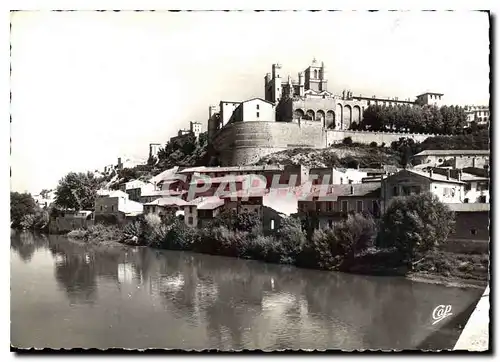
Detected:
[{"left": 268, "top": 59, "right": 444, "bottom": 130}]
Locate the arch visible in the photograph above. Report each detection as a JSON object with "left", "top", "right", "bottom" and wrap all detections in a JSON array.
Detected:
[
  {"left": 325, "top": 110, "right": 335, "bottom": 129},
  {"left": 343, "top": 105, "right": 352, "bottom": 130},
  {"left": 314, "top": 69, "right": 318, "bottom": 78},
  {"left": 353, "top": 106, "right": 361, "bottom": 125},
  {"left": 336, "top": 103, "right": 343, "bottom": 129},
  {"left": 306, "top": 109, "right": 315, "bottom": 120},
  {"left": 316, "top": 110, "right": 325, "bottom": 122},
  {"left": 294, "top": 109, "right": 305, "bottom": 120}
]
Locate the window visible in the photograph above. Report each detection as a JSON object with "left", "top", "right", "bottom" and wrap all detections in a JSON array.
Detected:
[
  {"left": 470, "top": 229, "right": 477, "bottom": 236},
  {"left": 188, "top": 216, "right": 193, "bottom": 225},
  {"left": 111, "top": 205, "right": 114, "bottom": 212},
  {"left": 465, "top": 183, "right": 471, "bottom": 191},
  {"left": 100, "top": 206, "right": 103, "bottom": 211},
  {"left": 393, "top": 186, "right": 398, "bottom": 196},
  {"left": 270, "top": 219, "right": 275, "bottom": 230},
  {"left": 464, "top": 198, "right": 469, "bottom": 203},
  {"left": 341, "top": 200, "right": 348, "bottom": 212},
  {"left": 326, "top": 202, "right": 332, "bottom": 212},
  {"left": 478, "top": 196, "right": 487, "bottom": 203},
  {"left": 257, "top": 112, "right": 260, "bottom": 118},
  {"left": 356, "top": 200, "right": 363, "bottom": 212},
  {"left": 328, "top": 220, "right": 333, "bottom": 228},
  {"left": 256, "top": 104, "right": 260, "bottom": 110}
]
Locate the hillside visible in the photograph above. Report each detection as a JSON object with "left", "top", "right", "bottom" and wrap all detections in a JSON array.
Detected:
[
  {"left": 256, "top": 129, "right": 490, "bottom": 169},
  {"left": 256, "top": 143, "right": 403, "bottom": 168},
  {"left": 100, "top": 131, "right": 212, "bottom": 190}
]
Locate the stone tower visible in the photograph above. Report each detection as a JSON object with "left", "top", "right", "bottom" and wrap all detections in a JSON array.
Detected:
[
  {"left": 264, "top": 63, "right": 283, "bottom": 103},
  {"left": 304, "top": 58, "right": 327, "bottom": 92}
]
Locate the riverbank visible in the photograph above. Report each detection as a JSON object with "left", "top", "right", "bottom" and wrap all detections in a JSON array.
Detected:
[{"left": 65, "top": 222, "right": 489, "bottom": 288}]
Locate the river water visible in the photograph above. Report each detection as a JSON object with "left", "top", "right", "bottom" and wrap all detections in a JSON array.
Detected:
[{"left": 11, "top": 231, "right": 483, "bottom": 351}]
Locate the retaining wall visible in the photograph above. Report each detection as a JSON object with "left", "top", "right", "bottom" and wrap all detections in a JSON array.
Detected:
[{"left": 212, "top": 121, "right": 439, "bottom": 166}]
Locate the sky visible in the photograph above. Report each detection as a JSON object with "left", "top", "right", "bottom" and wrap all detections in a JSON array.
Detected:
[{"left": 10, "top": 11, "right": 490, "bottom": 194}]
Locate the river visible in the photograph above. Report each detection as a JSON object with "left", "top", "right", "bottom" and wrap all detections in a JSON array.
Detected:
[{"left": 11, "top": 231, "right": 483, "bottom": 351}]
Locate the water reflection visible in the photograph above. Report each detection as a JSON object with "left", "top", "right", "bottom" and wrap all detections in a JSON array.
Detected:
[{"left": 11, "top": 232, "right": 484, "bottom": 350}]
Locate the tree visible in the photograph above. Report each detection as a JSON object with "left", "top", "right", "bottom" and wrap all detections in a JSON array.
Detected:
[
  {"left": 54, "top": 172, "right": 99, "bottom": 211},
  {"left": 10, "top": 192, "right": 36, "bottom": 228},
  {"left": 377, "top": 193, "right": 455, "bottom": 264},
  {"left": 342, "top": 137, "right": 353, "bottom": 145}
]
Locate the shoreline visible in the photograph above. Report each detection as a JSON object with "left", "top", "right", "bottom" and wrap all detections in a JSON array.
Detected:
[{"left": 65, "top": 234, "right": 488, "bottom": 289}]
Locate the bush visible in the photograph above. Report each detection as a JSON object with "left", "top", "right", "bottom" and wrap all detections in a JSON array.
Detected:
[
  {"left": 369, "top": 141, "right": 378, "bottom": 147},
  {"left": 123, "top": 221, "right": 143, "bottom": 240},
  {"left": 377, "top": 193, "right": 455, "bottom": 264},
  {"left": 67, "top": 229, "right": 87, "bottom": 240},
  {"left": 342, "top": 137, "right": 353, "bottom": 145}
]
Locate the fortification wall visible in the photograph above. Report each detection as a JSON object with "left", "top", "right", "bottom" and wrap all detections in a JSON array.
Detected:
[
  {"left": 213, "top": 121, "right": 325, "bottom": 165},
  {"left": 212, "top": 121, "right": 438, "bottom": 166},
  {"left": 326, "top": 129, "right": 437, "bottom": 146}
]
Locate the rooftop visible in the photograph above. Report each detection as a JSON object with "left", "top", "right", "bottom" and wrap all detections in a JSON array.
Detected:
[
  {"left": 300, "top": 183, "right": 381, "bottom": 201},
  {"left": 144, "top": 197, "right": 188, "bottom": 207},
  {"left": 413, "top": 150, "right": 490, "bottom": 157},
  {"left": 447, "top": 203, "right": 490, "bottom": 213},
  {"left": 406, "top": 169, "right": 466, "bottom": 184},
  {"left": 178, "top": 165, "right": 285, "bottom": 174},
  {"left": 197, "top": 198, "right": 225, "bottom": 210}
]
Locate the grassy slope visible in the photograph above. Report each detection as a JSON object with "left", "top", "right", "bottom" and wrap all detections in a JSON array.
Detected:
[{"left": 256, "top": 144, "right": 403, "bottom": 168}]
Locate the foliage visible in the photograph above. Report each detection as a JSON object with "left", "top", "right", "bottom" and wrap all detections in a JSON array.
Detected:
[
  {"left": 10, "top": 192, "right": 37, "bottom": 228},
  {"left": 377, "top": 193, "right": 455, "bottom": 264},
  {"left": 359, "top": 104, "right": 468, "bottom": 134},
  {"left": 299, "top": 213, "right": 377, "bottom": 270},
  {"left": 54, "top": 172, "right": 99, "bottom": 211},
  {"left": 342, "top": 137, "right": 353, "bottom": 145},
  {"left": 67, "top": 224, "right": 123, "bottom": 242},
  {"left": 369, "top": 141, "right": 378, "bottom": 148},
  {"left": 123, "top": 221, "right": 143, "bottom": 240},
  {"left": 419, "top": 128, "right": 489, "bottom": 151}
]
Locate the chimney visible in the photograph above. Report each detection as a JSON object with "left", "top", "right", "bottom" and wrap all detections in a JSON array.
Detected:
[
  {"left": 429, "top": 169, "right": 433, "bottom": 178},
  {"left": 446, "top": 169, "right": 450, "bottom": 180}
]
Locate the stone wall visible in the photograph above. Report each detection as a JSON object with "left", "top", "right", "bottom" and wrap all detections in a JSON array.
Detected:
[
  {"left": 212, "top": 121, "right": 438, "bottom": 166},
  {"left": 325, "top": 129, "right": 437, "bottom": 146}
]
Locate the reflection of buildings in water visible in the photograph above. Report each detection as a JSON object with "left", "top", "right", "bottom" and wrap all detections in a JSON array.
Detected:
[
  {"left": 117, "top": 263, "right": 136, "bottom": 285},
  {"left": 153, "top": 274, "right": 185, "bottom": 294},
  {"left": 54, "top": 254, "right": 67, "bottom": 267}
]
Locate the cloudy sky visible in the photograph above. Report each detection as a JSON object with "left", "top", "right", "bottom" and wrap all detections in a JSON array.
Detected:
[{"left": 10, "top": 11, "right": 490, "bottom": 193}]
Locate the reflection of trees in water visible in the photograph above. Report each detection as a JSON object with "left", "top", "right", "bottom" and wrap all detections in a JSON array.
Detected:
[
  {"left": 11, "top": 231, "right": 49, "bottom": 263},
  {"left": 46, "top": 235, "right": 135, "bottom": 305},
  {"left": 48, "top": 238, "right": 99, "bottom": 305}
]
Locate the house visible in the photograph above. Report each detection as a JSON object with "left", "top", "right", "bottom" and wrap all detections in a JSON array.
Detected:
[
  {"left": 412, "top": 150, "right": 490, "bottom": 169},
  {"left": 381, "top": 169, "right": 466, "bottom": 206},
  {"left": 186, "top": 174, "right": 266, "bottom": 201},
  {"left": 177, "top": 165, "right": 309, "bottom": 188},
  {"left": 144, "top": 197, "right": 188, "bottom": 218},
  {"left": 139, "top": 189, "right": 186, "bottom": 204},
  {"left": 460, "top": 172, "right": 490, "bottom": 204},
  {"left": 296, "top": 183, "right": 381, "bottom": 229},
  {"left": 447, "top": 203, "right": 490, "bottom": 242},
  {"left": 183, "top": 196, "right": 225, "bottom": 228},
  {"left": 309, "top": 167, "right": 368, "bottom": 185},
  {"left": 94, "top": 190, "right": 143, "bottom": 223}
]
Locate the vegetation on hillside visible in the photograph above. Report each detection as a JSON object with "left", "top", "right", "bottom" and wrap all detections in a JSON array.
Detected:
[
  {"left": 257, "top": 127, "right": 489, "bottom": 169},
  {"left": 357, "top": 104, "right": 468, "bottom": 134},
  {"left": 104, "top": 131, "right": 212, "bottom": 189}
]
